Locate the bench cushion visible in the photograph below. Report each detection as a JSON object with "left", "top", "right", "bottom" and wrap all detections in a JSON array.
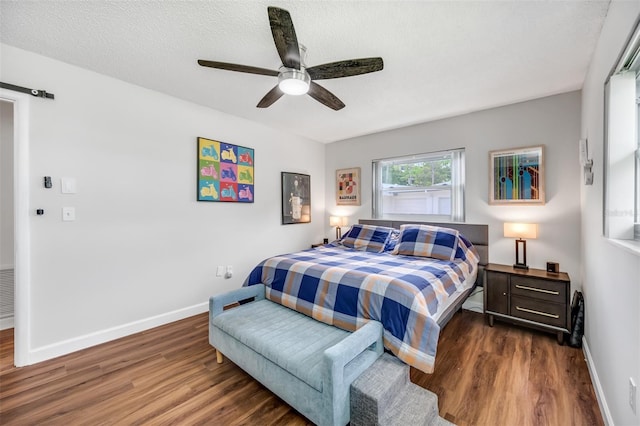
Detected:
[{"left": 212, "top": 299, "right": 351, "bottom": 391}]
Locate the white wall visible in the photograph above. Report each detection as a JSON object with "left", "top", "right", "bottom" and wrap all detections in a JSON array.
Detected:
[
  {"left": 0, "top": 100, "right": 14, "bottom": 269},
  {"left": 580, "top": 2, "right": 640, "bottom": 425},
  {"left": 1, "top": 44, "right": 326, "bottom": 362},
  {"left": 326, "top": 91, "right": 582, "bottom": 293}
]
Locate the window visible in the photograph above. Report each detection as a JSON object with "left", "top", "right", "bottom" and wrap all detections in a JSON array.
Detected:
[
  {"left": 636, "top": 74, "right": 640, "bottom": 239},
  {"left": 372, "top": 149, "right": 465, "bottom": 221},
  {"left": 605, "top": 21, "right": 640, "bottom": 242}
]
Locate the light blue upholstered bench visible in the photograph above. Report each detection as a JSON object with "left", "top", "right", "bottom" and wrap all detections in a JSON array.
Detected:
[{"left": 209, "top": 284, "right": 384, "bottom": 426}]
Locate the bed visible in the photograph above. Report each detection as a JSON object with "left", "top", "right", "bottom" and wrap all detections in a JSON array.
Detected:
[{"left": 244, "top": 219, "right": 489, "bottom": 374}]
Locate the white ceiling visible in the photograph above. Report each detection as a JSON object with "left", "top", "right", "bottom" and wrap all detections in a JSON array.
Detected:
[{"left": 0, "top": 1, "right": 610, "bottom": 143}]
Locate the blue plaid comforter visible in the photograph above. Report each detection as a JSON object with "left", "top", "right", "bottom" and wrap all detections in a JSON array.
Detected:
[{"left": 244, "top": 242, "right": 479, "bottom": 373}]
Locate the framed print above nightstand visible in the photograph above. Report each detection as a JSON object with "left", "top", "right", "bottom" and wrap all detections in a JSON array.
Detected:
[
  {"left": 336, "top": 167, "right": 361, "bottom": 206},
  {"left": 489, "top": 145, "right": 545, "bottom": 205}
]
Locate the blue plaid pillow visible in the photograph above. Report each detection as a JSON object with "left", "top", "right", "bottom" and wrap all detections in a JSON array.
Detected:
[
  {"left": 383, "top": 229, "right": 401, "bottom": 252},
  {"left": 340, "top": 224, "right": 394, "bottom": 253},
  {"left": 392, "top": 224, "right": 460, "bottom": 260},
  {"left": 454, "top": 233, "right": 479, "bottom": 261}
]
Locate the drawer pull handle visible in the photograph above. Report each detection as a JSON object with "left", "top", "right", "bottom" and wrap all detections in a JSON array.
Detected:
[
  {"left": 515, "top": 306, "right": 559, "bottom": 319},
  {"left": 515, "top": 284, "right": 559, "bottom": 295}
]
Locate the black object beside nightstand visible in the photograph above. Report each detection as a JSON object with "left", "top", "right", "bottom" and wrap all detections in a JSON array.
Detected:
[
  {"left": 312, "top": 239, "right": 330, "bottom": 248},
  {"left": 484, "top": 263, "right": 571, "bottom": 344}
]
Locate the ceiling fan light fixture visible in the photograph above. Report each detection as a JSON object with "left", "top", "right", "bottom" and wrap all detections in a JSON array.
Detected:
[
  {"left": 198, "top": 7, "right": 382, "bottom": 110},
  {"left": 278, "top": 68, "right": 310, "bottom": 95}
]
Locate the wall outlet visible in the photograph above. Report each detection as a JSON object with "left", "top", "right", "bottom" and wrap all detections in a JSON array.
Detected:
[
  {"left": 630, "top": 377, "right": 637, "bottom": 414},
  {"left": 62, "top": 207, "right": 76, "bottom": 221}
]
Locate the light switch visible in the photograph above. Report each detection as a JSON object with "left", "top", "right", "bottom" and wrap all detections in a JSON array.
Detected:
[
  {"left": 62, "top": 207, "right": 76, "bottom": 221},
  {"left": 61, "top": 177, "right": 77, "bottom": 194},
  {"left": 216, "top": 265, "right": 224, "bottom": 277}
]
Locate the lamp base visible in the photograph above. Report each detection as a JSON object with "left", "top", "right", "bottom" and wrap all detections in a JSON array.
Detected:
[{"left": 514, "top": 239, "right": 528, "bottom": 270}]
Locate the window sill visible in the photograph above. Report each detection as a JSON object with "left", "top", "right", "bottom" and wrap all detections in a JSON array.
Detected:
[{"left": 606, "top": 238, "right": 640, "bottom": 257}]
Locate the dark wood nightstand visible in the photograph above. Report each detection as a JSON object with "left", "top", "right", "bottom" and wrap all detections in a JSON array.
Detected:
[
  {"left": 311, "top": 243, "right": 324, "bottom": 248},
  {"left": 484, "top": 263, "right": 571, "bottom": 344}
]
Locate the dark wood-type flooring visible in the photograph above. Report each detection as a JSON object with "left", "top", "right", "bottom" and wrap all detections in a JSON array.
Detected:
[
  {"left": 411, "top": 311, "right": 603, "bottom": 426},
  {"left": 0, "top": 310, "right": 603, "bottom": 425}
]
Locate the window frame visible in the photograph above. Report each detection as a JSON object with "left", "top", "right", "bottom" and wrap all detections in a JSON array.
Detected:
[
  {"left": 372, "top": 148, "right": 465, "bottom": 222},
  {"left": 636, "top": 78, "right": 640, "bottom": 239},
  {"left": 604, "top": 19, "right": 640, "bottom": 245}
]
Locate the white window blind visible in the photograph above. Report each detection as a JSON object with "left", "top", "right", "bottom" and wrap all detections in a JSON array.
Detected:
[{"left": 372, "top": 149, "right": 465, "bottom": 222}]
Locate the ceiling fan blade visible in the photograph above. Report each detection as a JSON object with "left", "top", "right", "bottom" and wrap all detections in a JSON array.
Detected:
[
  {"left": 268, "top": 7, "right": 300, "bottom": 70},
  {"left": 257, "top": 85, "right": 284, "bottom": 108},
  {"left": 307, "top": 82, "right": 345, "bottom": 111},
  {"left": 198, "top": 60, "right": 278, "bottom": 77},
  {"left": 307, "top": 57, "right": 384, "bottom": 80}
]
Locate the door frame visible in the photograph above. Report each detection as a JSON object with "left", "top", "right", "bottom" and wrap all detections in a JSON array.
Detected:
[{"left": 1, "top": 89, "right": 31, "bottom": 366}]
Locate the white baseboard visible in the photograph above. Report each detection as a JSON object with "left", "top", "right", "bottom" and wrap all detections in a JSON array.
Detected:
[
  {"left": 26, "top": 302, "right": 208, "bottom": 365},
  {"left": 582, "top": 336, "right": 614, "bottom": 426},
  {"left": 0, "top": 316, "right": 14, "bottom": 330}
]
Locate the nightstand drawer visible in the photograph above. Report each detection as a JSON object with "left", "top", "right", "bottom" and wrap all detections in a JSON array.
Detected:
[
  {"left": 510, "top": 276, "right": 566, "bottom": 303},
  {"left": 511, "top": 295, "right": 566, "bottom": 328}
]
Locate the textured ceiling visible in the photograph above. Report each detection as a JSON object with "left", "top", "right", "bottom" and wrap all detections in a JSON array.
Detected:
[{"left": 0, "top": 1, "right": 610, "bottom": 143}]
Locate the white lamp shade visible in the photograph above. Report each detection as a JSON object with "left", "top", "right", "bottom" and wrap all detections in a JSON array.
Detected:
[
  {"left": 504, "top": 223, "right": 538, "bottom": 239},
  {"left": 329, "top": 216, "right": 348, "bottom": 227}
]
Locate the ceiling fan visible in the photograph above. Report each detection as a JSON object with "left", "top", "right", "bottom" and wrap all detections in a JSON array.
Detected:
[{"left": 198, "top": 6, "right": 383, "bottom": 111}]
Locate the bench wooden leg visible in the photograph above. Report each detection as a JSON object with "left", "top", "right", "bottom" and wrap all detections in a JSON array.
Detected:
[{"left": 216, "top": 349, "right": 224, "bottom": 364}]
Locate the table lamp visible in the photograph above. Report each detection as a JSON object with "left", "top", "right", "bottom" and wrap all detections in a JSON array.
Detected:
[
  {"left": 504, "top": 222, "right": 538, "bottom": 270},
  {"left": 329, "top": 216, "right": 348, "bottom": 240}
]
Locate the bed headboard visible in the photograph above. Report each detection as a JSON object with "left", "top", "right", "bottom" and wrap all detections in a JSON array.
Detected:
[{"left": 358, "top": 219, "right": 489, "bottom": 286}]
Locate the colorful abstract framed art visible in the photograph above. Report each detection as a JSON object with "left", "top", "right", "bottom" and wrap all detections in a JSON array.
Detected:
[
  {"left": 489, "top": 145, "right": 545, "bottom": 205},
  {"left": 336, "top": 167, "right": 361, "bottom": 206},
  {"left": 197, "top": 137, "right": 254, "bottom": 203}
]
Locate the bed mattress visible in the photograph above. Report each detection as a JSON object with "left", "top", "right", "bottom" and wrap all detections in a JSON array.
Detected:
[{"left": 244, "top": 241, "right": 479, "bottom": 374}]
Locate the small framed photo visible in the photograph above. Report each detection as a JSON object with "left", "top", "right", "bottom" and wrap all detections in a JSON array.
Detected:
[
  {"left": 336, "top": 167, "right": 361, "bottom": 206},
  {"left": 281, "top": 172, "right": 311, "bottom": 224},
  {"left": 489, "top": 145, "right": 545, "bottom": 205}
]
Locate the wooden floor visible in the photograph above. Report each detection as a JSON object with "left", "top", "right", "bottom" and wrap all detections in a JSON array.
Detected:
[
  {"left": 0, "top": 310, "right": 603, "bottom": 425},
  {"left": 411, "top": 312, "right": 603, "bottom": 426}
]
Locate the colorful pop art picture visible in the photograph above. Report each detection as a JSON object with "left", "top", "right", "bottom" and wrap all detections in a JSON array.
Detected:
[
  {"left": 489, "top": 145, "right": 545, "bottom": 205},
  {"left": 197, "top": 137, "right": 254, "bottom": 203}
]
